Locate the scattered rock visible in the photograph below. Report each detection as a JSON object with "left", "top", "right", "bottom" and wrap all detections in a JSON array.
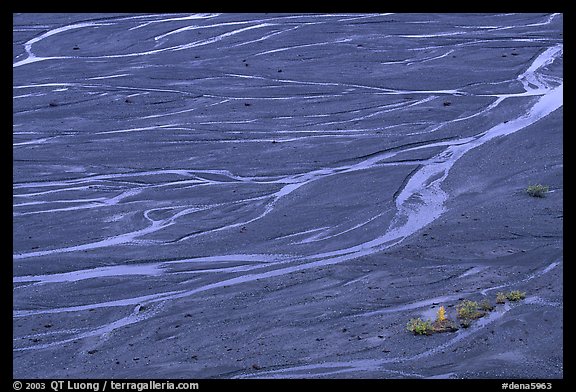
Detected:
[
  {"left": 87, "top": 349, "right": 98, "bottom": 354},
  {"left": 443, "top": 101, "right": 452, "bottom": 107}
]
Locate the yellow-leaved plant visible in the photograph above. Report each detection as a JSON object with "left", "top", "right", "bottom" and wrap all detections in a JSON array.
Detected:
[{"left": 436, "top": 306, "right": 446, "bottom": 322}]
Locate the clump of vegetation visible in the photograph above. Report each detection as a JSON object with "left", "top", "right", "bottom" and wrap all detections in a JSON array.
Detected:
[
  {"left": 526, "top": 184, "right": 549, "bottom": 198},
  {"left": 407, "top": 318, "right": 434, "bottom": 335},
  {"left": 407, "top": 306, "right": 458, "bottom": 335},
  {"left": 506, "top": 290, "right": 526, "bottom": 301},
  {"left": 496, "top": 290, "right": 527, "bottom": 304},
  {"left": 496, "top": 292, "right": 508, "bottom": 304},
  {"left": 407, "top": 291, "right": 527, "bottom": 337},
  {"left": 456, "top": 300, "right": 486, "bottom": 328},
  {"left": 436, "top": 306, "right": 446, "bottom": 322},
  {"left": 432, "top": 306, "right": 458, "bottom": 333}
]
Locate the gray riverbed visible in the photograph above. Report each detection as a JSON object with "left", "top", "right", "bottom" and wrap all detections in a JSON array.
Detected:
[{"left": 13, "top": 13, "right": 563, "bottom": 379}]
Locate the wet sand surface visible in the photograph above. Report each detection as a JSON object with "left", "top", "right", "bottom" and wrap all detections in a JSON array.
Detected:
[{"left": 13, "top": 13, "right": 562, "bottom": 379}]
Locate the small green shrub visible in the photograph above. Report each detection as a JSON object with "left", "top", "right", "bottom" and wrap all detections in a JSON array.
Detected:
[
  {"left": 456, "top": 300, "right": 485, "bottom": 322},
  {"left": 496, "top": 290, "right": 527, "bottom": 304},
  {"left": 407, "top": 318, "right": 434, "bottom": 335},
  {"left": 506, "top": 290, "right": 526, "bottom": 301},
  {"left": 496, "top": 292, "right": 507, "bottom": 304},
  {"left": 526, "top": 184, "right": 549, "bottom": 198}
]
